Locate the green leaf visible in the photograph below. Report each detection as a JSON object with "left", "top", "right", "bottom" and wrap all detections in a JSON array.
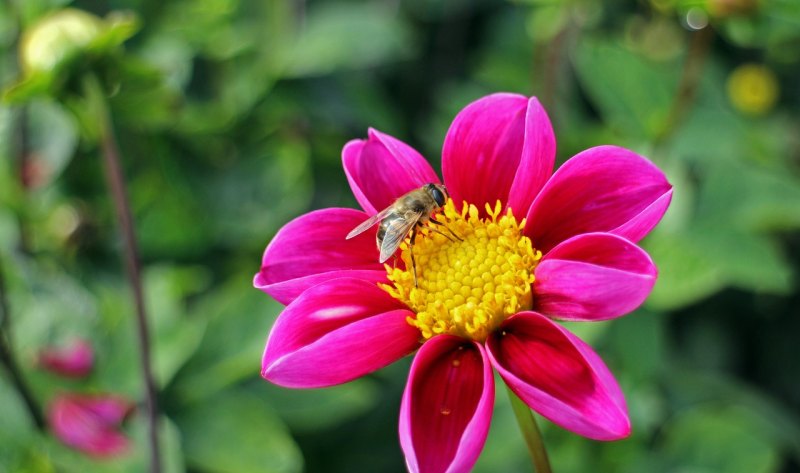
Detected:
[
  {"left": 643, "top": 153, "right": 796, "bottom": 309},
  {"left": 472, "top": 10, "right": 535, "bottom": 93},
  {"left": 691, "top": 225, "right": 793, "bottom": 294},
  {"left": 91, "top": 265, "right": 210, "bottom": 393},
  {"left": 107, "top": 58, "right": 180, "bottom": 131},
  {"left": 130, "top": 416, "right": 185, "bottom": 473},
  {"left": 644, "top": 224, "right": 793, "bottom": 310},
  {"left": 168, "top": 273, "right": 282, "bottom": 404},
  {"left": 174, "top": 388, "right": 302, "bottom": 473},
  {"left": 285, "top": 3, "right": 415, "bottom": 77},
  {"left": 670, "top": 100, "right": 747, "bottom": 168},
  {"left": 11, "top": 259, "right": 98, "bottom": 349},
  {"left": 669, "top": 370, "right": 800, "bottom": 461},
  {"left": 606, "top": 310, "right": 666, "bottom": 382},
  {"left": 731, "top": 163, "right": 800, "bottom": 232},
  {"left": 86, "top": 11, "right": 140, "bottom": 53},
  {"left": 25, "top": 99, "right": 79, "bottom": 187},
  {"left": 2, "top": 73, "right": 53, "bottom": 103},
  {"left": 205, "top": 137, "right": 313, "bottom": 250},
  {"left": 144, "top": 265, "right": 211, "bottom": 387},
  {"left": 261, "top": 379, "right": 379, "bottom": 432},
  {"left": 525, "top": 4, "right": 569, "bottom": 42},
  {"left": 660, "top": 404, "right": 780, "bottom": 473},
  {"left": 642, "top": 229, "right": 725, "bottom": 311},
  {"left": 0, "top": 378, "right": 41, "bottom": 471},
  {"left": 572, "top": 38, "right": 678, "bottom": 140}
]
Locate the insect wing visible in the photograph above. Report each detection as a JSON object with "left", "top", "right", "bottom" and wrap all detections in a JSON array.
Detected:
[
  {"left": 346, "top": 207, "right": 394, "bottom": 240},
  {"left": 379, "top": 211, "right": 422, "bottom": 263}
]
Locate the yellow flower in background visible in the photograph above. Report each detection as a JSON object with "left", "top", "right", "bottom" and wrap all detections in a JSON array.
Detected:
[
  {"left": 3, "top": 7, "right": 139, "bottom": 103},
  {"left": 726, "top": 63, "right": 779, "bottom": 116},
  {"left": 20, "top": 9, "right": 104, "bottom": 74}
]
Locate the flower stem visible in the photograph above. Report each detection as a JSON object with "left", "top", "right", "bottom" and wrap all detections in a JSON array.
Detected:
[
  {"left": 506, "top": 384, "right": 552, "bottom": 473},
  {"left": 538, "top": 21, "right": 572, "bottom": 119},
  {"left": 83, "top": 73, "right": 162, "bottom": 473},
  {"left": 0, "top": 256, "right": 45, "bottom": 431},
  {"left": 655, "top": 25, "right": 714, "bottom": 147}
]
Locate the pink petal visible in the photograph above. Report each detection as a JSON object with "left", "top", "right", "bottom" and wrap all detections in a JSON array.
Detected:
[
  {"left": 399, "top": 336, "right": 494, "bottom": 473},
  {"left": 506, "top": 97, "right": 556, "bottom": 216},
  {"left": 442, "top": 93, "right": 529, "bottom": 214},
  {"left": 343, "top": 129, "right": 441, "bottom": 215},
  {"left": 254, "top": 208, "right": 386, "bottom": 305},
  {"left": 80, "top": 396, "right": 133, "bottom": 424},
  {"left": 525, "top": 146, "right": 672, "bottom": 253},
  {"left": 48, "top": 394, "right": 133, "bottom": 457},
  {"left": 38, "top": 339, "right": 94, "bottom": 378},
  {"left": 487, "top": 312, "right": 630, "bottom": 440},
  {"left": 262, "top": 278, "right": 420, "bottom": 388},
  {"left": 534, "top": 233, "right": 657, "bottom": 321}
]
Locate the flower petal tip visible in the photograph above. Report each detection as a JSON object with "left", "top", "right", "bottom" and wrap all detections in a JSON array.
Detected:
[
  {"left": 487, "top": 312, "right": 630, "bottom": 442},
  {"left": 526, "top": 145, "right": 674, "bottom": 252}
]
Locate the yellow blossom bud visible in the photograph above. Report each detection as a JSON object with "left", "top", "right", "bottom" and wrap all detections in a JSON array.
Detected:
[
  {"left": 21, "top": 9, "right": 104, "bottom": 74},
  {"left": 726, "top": 63, "right": 779, "bottom": 116}
]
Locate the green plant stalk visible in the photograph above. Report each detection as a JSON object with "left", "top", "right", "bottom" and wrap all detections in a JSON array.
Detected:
[
  {"left": 0, "top": 256, "right": 45, "bottom": 431},
  {"left": 507, "top": 383, "right": 552, "bottom": 473},
  {"left": 655, "top": 25, "right": 714, "bottom": 147},
  {"left": 537, "top": 19, "right": 572, "bottom": 122},
  {"left": 83, "top": 73, "right": 162, "bottom": 473}
]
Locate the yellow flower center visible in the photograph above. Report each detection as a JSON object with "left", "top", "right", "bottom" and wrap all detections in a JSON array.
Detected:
[{"left": 382, "top": 199, "right": 541, "bottom": 342}]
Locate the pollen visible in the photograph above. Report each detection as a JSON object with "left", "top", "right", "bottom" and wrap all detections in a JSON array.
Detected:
[{"left": 382, "top": 199, "right": 541, "bottom": 342}]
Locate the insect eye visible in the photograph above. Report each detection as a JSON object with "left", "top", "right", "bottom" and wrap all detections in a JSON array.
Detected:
[{"left": 431, "top": 187, "right": 446, "bottom": 206}]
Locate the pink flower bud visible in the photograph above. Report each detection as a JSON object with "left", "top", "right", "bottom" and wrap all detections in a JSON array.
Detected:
[
  {"left": 38, "top": 339, "right": 94, "bottom": 378},
  {"left": 47, "top": 393, "right": 134, "bottom": 457}
]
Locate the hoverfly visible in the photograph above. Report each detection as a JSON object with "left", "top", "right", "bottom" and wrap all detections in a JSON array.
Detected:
[{"left": 346, "top": 183, "right": 460, "bottom": 287}]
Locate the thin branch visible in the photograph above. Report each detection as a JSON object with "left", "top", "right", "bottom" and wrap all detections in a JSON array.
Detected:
[
  {"left": 84, "top": 74, "right": 162, "bottom": 473},
  {"left": 7, "top": 0, "right": 32, "bottom": 254},
  {"left": 12, "top": 107, "right": 34, "bottom": 255},
  {"left": 0, "top": 256, "right": 46, "bottom": 431}
]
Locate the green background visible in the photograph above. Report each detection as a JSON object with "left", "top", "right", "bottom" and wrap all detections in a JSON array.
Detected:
[{"left": 1, "top": 0, "right": 799, "bottom": 471}]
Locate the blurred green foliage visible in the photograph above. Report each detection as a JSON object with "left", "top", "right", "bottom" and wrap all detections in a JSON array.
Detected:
[{"left": 1, "top": 0, "right": 799, "bottom": 472}]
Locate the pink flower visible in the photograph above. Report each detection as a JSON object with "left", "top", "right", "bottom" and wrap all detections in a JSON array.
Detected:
[
  {"left": 38, "top": 339, "right": 94, "bottom": 378},
  {"left": 48, "top": 393, "right": 134, "bottom": 457},
  {"left": 255, "top": 93, "right": 672, "bottom": 472}
]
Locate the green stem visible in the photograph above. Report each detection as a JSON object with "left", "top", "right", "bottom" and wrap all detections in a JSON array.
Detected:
[
  {"left": 655, "top": 25, "right": 714, "bottom": 148},
  {"left": 83, "top": 73, "right": 162, "bottom": 473},
  {"left": 507, "top": 384, "right": 552, "bottom": 473},
  {"left": 537, "top": 21, "right": 571, "bottom": 120}
]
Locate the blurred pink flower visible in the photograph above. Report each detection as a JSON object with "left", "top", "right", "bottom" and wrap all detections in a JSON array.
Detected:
[
  {"left": 255, "top": 93, "right": 673, "bottom": 473},
  {"left": 38, "top": 339, "right": 94, "bottom": 378},
  {"left": 48, "top": 393, "right": 133, "bottom": 457}
]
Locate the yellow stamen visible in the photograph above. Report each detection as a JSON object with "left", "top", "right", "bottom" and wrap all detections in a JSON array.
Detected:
[{"left": 381, "top": 199, "right": 542, "bottom": 342}]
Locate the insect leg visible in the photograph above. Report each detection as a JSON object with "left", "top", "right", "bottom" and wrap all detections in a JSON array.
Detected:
[
  {"left": 426, "top": 225, "right": 456, "bottom": 242},
  {"left": 410, "top": 225, "right": 419, "bottom": 288},
  {"left": 429, "top": 216, "right": 463, "bottom": 241}
]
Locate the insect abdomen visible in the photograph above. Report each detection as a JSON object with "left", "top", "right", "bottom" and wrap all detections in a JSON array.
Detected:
[{"left": 377, "top": 212, "right": 405, "bottom": 246}]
